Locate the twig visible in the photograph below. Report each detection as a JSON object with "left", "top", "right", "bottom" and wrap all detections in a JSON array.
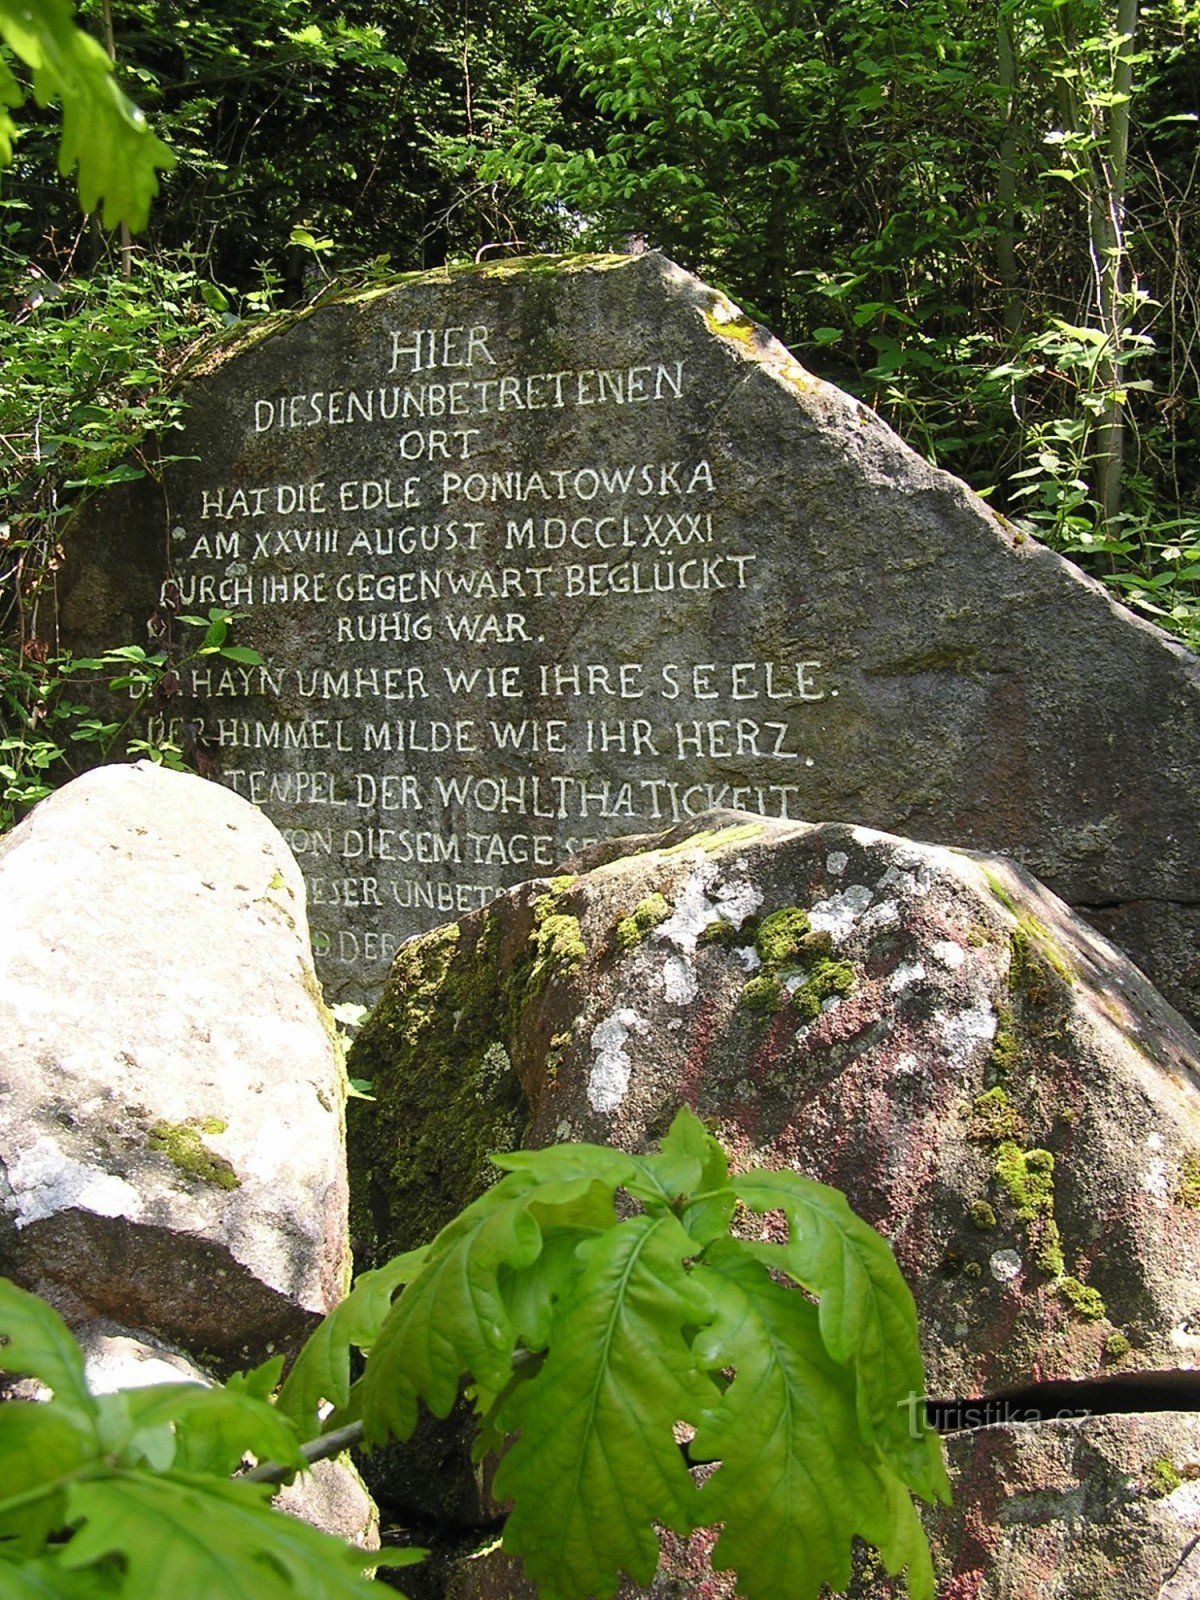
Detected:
[{"left": 242, "top": 1420, "right": 366, "bottom": 1486}]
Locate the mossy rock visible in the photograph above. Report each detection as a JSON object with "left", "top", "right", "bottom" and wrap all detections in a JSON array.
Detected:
[{"left": 346, "top": 880, "right": 585, "bottom": 1267}]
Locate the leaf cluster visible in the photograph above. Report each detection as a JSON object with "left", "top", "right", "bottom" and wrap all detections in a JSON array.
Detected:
[
  {"left": 0, "top": 0, "right": 173, "bottom": 229},
  {"left": 0, "top": 608, "right": 262, "bottom": 829},
  {"left": 285, "top": 1106, "right": 950, "bottom": 1600},
  {"left": 0, "top": 1110, "right": 949, "bottom": 1600},
  {"left": 0, "top": 1279, "right": 400, "bottom": 1598}
]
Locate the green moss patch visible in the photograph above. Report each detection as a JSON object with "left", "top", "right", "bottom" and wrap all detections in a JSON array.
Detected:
[
  {"left": 984, "top": 870, "right": 1019, "bottom": 915},
  {"left": 995, "top": 1143, "right": 1055, "bottom": 1222},
  {"left": 742, "top": 974, "right": 784, "bottom": 1014},
  {"left": 1034, "top": 1219, "right": 1065, "bottom": 1279},
  {"left": 969, "top": 1199, "right": 997, "bottom": 1230},
  {"left": 967, "top": 1086, "right": 1026, "bottom": 1144},
  {"left": 1175, "top": 1153, "right": 1200, "bottom": 1209},
  {"left": 614, "top": 893, "right": 673, "bottom": 953},
  {"left": 988, "top": 1005, "right": 1021, "bottom": 1078},
  {"left": 662, "top": 822, "right": 765, "bottom": 857},
  {"left": 741, "top": 903, "right": 856, "bottom": 1021},
  {"left": 754, "top": 908, "right": 811, "bottom": 966},
  {"left": 148, "top": 1120, "right": 239, "bottom": 1190},
  {"left": 347, "top": 879, "right": 587, "bottom": 1266},
  {"left": 1148, "top": 1458, "right": 1183, "bottom": 1498},
  {"left": 789, "top": 958, "right": 856, "bottom": 1022}
]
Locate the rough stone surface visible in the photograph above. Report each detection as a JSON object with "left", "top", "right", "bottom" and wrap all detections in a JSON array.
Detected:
[
  {"left": 349, "top": 809, "right": 1200, "bottom": 1402},
  {"left": 443, "top": 1414, "right": 1200, "bottom": 1600},
  {"left": 345, "top": 808, "right": 1200, "bottom": 1569},
  {"left": 0, "top": 761, "right": 350, "bottom": 1366},
  {"left": 57, "top": 254, "right": 1200, "bottom": 1024},
  {"left": 275, "top": 1458, "right": 380, "bottom": 1553}
]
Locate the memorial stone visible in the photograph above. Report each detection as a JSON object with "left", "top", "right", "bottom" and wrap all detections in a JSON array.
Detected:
[{"left": 59, "top": 254, "right": 1200, "bottom": 1013}]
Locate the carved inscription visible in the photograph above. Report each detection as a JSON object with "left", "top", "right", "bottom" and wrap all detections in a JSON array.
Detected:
[{"left": 156, "top": 312, "right": 833, "bottom": 995}]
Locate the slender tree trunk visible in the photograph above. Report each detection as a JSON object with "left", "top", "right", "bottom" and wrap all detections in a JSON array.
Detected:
[
  {"left": 101, "top": 0, "right": 133, "bottom": 279},
  {"left": 996, "top": 4, "right": 1022, "bottom": 343},
  {"left": 1043, "top": 0, "right": 1138, "bottom": 530},
  {"left": 1093, "top": 0, "right": 1138, "bottom": 528}
]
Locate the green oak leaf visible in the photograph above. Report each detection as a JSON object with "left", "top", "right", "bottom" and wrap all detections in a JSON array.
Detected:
[
  {"left": 500, "top": 1182, "right": 617, "bottom": 1350},
  {"left": 358, "top": 1176, "right": 546, "bottom": 1443},
  {"left": 655, "top": 1109, "right": 737, "bottom": 1245},
  {"left": 0, "top": 54, "right": 19, "bottom": 165},
  {"left": 277, "top": 1249, "right": 426, "bottom": 1439},
  {"left": 0, "top": 1556, "right": 118, "bottom": 1596},
  {"left": 623, "top": 1105, "right": 709, "bottom": 1205},
  {"left": 111, "top": 1381, "right": 306, "bottom": 1477},
  {"left": 493, "top": 1211, "right": 719, "bottom": 1600},
  {"left": 60, "top": 1471, "right": 380, "bottom": 1599},
  {"left": 0, "top": 0, "right": 175, "bottom": 229},
  {"left": 0, "top": 1404, "right": 96, "bottom": 1553},
  {"left": 492, "top": 1141, "right": 638, "bottom": 1191},
  {"left": 735, "top": 1170, "right": 950, "bottom": 1502},
  {"left": 0, "top": 1278, "right": 95, "bottom": 1426},
  {"left": 226, "top": 1353, "right": 287, "bottom": 1403},
  {"left": 692, "top": 1243, "right": 934, "bottom": 1600}
]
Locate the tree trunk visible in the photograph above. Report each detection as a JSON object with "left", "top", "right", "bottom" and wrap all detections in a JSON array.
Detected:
[
  {"left": 101, "top": 0, "right": 133, "bottom": 280},
  {"left": 996, "top": 4, "right": 1022, "bottom": 343},
  {"left": 1093, "top": 0, "right": 1138, "bottom": 529}
]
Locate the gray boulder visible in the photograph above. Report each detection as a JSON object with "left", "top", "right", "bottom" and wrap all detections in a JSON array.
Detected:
[
  {"left": 346, "top": 807, "right": 1200, "bottom": 1594},
  {"left": 0, "top": 761, "right": 350, "bottom": 1366},
  {"left": 55, "top": 253, "right": 1200, "bottom": 1027},
  {"left": 77, "top": 1319, "right": 379, "bottom": 1551}
]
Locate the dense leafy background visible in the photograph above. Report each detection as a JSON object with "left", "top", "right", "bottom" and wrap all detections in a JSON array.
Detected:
[{"left": 1, "top": 0, "right": 1197, "bottom": 816}]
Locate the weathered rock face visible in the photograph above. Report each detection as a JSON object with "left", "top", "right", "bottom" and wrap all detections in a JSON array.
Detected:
[
  {"left": 443, "top": 1413, "right": 1200, "bottom": 1600},
  {"left": 346, "top": 808, "right": 1200, "bottom": 1594},
  {"left": 0, "top": 762, "right": 350, "bottom": 1366},
  {"left": 349, "top": 808, "right": 1200, "bottom": 1398},
  {"left": 58, "top": 254, "right": 1200, "bottom": 1024}
]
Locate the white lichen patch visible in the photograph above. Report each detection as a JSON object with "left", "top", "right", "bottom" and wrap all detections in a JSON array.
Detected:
[
  {"left": 587, "top": 1008, "right": 649, "bottom": 1114},
  {"left": 990, "top": 1248, "right": 1023, "bottom": 1283},
  {"left": 809, "top": 883, "right": 873, "bottom": 942},
  {"left": 932, "top": 940, "right": 966, "bottom": 970},
  {"left": 1165, "top": 1481, "right": 1200, "bottom": 1524},
  {"left": 1147, "top": 1132, "right": 1164, "bottom": 1153},
  {"left": 1141, "top": 1158, "right": 1171, "bottom": 1203},
  {"left": 859, "top": 899, "right": 900, "bottom": 933},
  {"left": 1170, "top": 1320, "right": 1200, "bottom": 1356},
  {"left": 661, "top": 953, "right": 699, "bottom": 1006},
  {"left": 656, "top": 863, "right": 763, "bottom": 954},
  {"left": 893, "top": 1053, "right": 921, "bottom": 1079},
  {"left": 877, "top": 858, "right": 935, "bottom": 896},
  {"left": 735, "top": 946, "right": 761, "bottom": 973},
  {"left": 825, "top": 851, "right": 849, "bottom": 878},
  {"left": 937, "top": 1004, "right": 998, "bottom": 1063},
  {"left": 4, "top": 1136, "right": 144, "bottom": 1229},
  {"left": 889, "top": 961, "right": 926, "bottom": 992}
]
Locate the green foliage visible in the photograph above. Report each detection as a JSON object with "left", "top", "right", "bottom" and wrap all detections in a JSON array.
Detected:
[
  {"left": 350, "top": 1108, "right": 948, "bottom": 1600},
  {"left": 0, "top": 609, "right": 263, "bottom": 830},
  {"left": 0, "top": 245, "right": 238, "bottom": 819},
  {"left": 0, "top": 0, "right": 174, "bottom": 228},
  {"left": 0, "top": 1278, "right": 397, "bottom": 1597},
  {"left": 471, "top": 0, "right": 1200, "bottom": 651},
  {"left": 0, "top": 1111, "right": 948, "bottom": 1600}
]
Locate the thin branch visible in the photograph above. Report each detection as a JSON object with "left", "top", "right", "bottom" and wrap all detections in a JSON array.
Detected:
[{"left": 242, "top": 1420, "right": 365, "bottom": 1486}]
